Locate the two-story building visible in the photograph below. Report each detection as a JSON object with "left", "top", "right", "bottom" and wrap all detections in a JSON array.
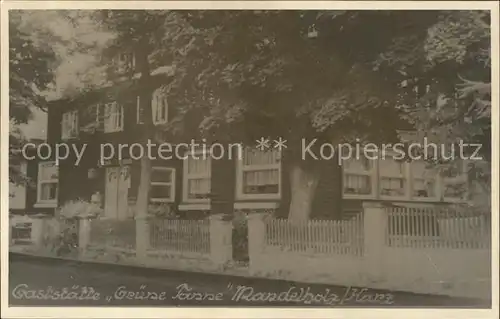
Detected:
[{"left": 10, "top": 69, "right": 481, "bottom": 222}]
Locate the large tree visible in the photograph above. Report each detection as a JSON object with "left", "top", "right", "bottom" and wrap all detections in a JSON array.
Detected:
[
  {"left": 374, "top": 10, "right": 491, "bottom": 160},
  {"left": 176, "top": 10, "right": 492, "bottom": 217},
  {"left": 9, "top": 11, "right": 59, "bottom": 185},
  {"left": 55, "top": 10, "right": 491, "bottom": 219},
  {"left": 159, "top": 11, "right": 444, "bottom": 221},
  {"left": 373, "top": 10, "right": 491, "bottom": 201}
]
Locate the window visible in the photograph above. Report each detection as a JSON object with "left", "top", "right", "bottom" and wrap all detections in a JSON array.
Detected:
[
  {"left": 150, "top": 167, "right": 175, "bottom": 203},
  {"left": 136, "top": 90, "right": 168, "bottom": 125},
  {"left": 411, "top": 161, "right": 438, "bottom": 199},
  {"left": 80, "top": 104, "right": 102, "bottom": 133},
  {"left": 442, "top": 160, "right": 468, "bottom": 201},
  {"left": 183, "top": 152, "right": 211, "bottom": 202},
  {"left": 379, "top": 156, "right": 407, "bottom": 198},
  {"left": 37, "top": 162, "right": 58, "bottom": 205},
  {"left": 104, "top": 101, "right": 124, "bottom": 133},
  {"left": 11, "top": 222, "right": 32, "bottom": 243},
  {"left": 152, "top": 88, "right": 168, "bottom": 125},
  {"left": 136, "top": 96, "right": 144, "bottom": 124},
  {"left": 113, "top": 52, "right": 135, "bottom": 73},
  {"left": 343, "top": 153, "right": 376, "bottom": 196},
  {"left": 61, "top": 110, "right": 78, "bottom": 139},
  {"left": 236, "top": 148, "right": 281, "bottom": 200}
]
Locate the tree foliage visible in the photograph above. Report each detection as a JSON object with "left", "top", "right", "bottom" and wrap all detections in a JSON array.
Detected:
[
  {"left": 46, "top": 10, "right": 492, "bottom": 216},
  {"left": 374, "top": 10, "right": 491, "bottom": 160},
  {"left": 9, "top": 11, "right": 59, "bottom": 184}
]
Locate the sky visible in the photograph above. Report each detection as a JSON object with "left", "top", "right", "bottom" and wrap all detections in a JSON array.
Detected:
[{"left": 16, "top": 11, "right": 114, "bottom": 140}]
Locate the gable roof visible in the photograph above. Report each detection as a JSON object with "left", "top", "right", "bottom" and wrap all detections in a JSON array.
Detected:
[{"left": 47, "top": 66, "right": 175, "bottom": 109}]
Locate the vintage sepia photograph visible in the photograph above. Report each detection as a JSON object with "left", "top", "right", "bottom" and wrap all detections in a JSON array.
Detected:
[{"left": 1, "top": 1, "right": 498, "bottom": 318}]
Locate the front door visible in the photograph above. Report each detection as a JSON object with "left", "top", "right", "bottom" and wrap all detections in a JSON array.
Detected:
[{"left": 104, "top": 166, "right": 130, "bottom": 220}]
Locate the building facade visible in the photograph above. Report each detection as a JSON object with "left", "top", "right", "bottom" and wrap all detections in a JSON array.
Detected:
[{"left": 10, "top": 74, "right": 479, "bottom": 221}]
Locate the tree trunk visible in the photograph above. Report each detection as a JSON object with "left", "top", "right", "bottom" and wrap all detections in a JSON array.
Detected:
[
  {"left": 134, "top": 40, "right": 152, "bottom": 218},
  {"left": 288, "top": 164, "right": 320, "bottom": 222},
  {"left": 135, "top": 155, "right": 152, "bottom": 217}
]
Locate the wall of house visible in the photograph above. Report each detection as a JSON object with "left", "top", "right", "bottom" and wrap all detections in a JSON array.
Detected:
[
  {"left": 38, "top": 77, "right": 486, "bottom": 220},
  {"left": 10, "top": 154, "right": 56, "bottom": 216}
]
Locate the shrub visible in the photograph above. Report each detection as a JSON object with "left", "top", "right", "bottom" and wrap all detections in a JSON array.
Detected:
[
  {"left": 46, "top": 199, "right": 103, "bottom": 256},
  {"left": 147, "top": 203, "right": 178, "bottom": 219},
  {"left": 232, "top": 211, "right": 249, "bottom": 262},
  {"left": 57, "top": 199, "right": 103, "bottom": 220}
]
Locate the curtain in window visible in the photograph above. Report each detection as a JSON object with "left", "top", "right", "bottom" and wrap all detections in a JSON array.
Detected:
[
  {"left": 412, "top": 161, "right": 436, "bottom": 197},
  {"left": 62, "top": 111, "right": 78, "bottom": 138},
  {"left": 104, "top": 102, "right": 123, "bottom": 132},
  {"left": 244, "top": 148, "right": 279, "bottom": 165},
  {"left": 188, "top": 179, "right": 210, "bottom": 198},
  {"left": 187, "top": 157, "right": 211, "bottom": 175},
  {"left": 152, "top": 89, "right": 168, "bottom": 124},
  {"left": 243, "top": 170, "right": 279, "bottom": 186},
  {"left": 379, "top": 158, "right": 405, "bottom": 196},
  {"left": 40, "top": 183, "right": 58, "bottom": 201},
  {"left": 344, "top": 174, "right": 371, "bottom": 194}
]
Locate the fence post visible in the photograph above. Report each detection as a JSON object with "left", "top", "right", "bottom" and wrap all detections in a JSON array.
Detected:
[
  {"left": 135, "top": 216, "right": 150, "bottom": 263},
  {"left": 8, "top": 215, "right": 13, "bottom": 246},
  {"left": 30, "top": 216, "right": 45, "bottom": 248},
  {"left": 209, "top": 214, "right": 233, "bottom": 268},
  {"left": 78, "top": 217, "right": 91, "bottom": 256},
  {"left": 247, "top": 213, "right": 267, "bottom": 275},
  {"left": 362, "top": 202, "right": 387, "bottom": 282}
]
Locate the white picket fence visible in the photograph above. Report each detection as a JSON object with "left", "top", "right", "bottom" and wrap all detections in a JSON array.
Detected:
[
  {"left": 148, "top": 219, "right": 211, "bottom": 256},
  {"left": 386, "top": 207, "right": 491, "bottom": 249},
  {"left": 264, "top": 215, "right": 363, "bottom": 256},
  {"left": 78, "top": 215, "right": 232, "bottom": 269},
  {"left": 248, "top": 204, "right": 491, "bottom": 299},
  {"left": 11, "top": 204, "right": 492, "bottom": 300}
]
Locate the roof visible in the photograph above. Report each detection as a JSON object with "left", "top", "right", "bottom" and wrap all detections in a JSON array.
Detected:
[{"left": 47, "top": 65, "right": 175, "bottom": 108}]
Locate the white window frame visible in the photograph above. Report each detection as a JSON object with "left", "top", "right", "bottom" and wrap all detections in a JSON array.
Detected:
[
  {"left": 342, "top": 152, "right": 378, "bottom": 199},
  {"left": 152, "top": 88, "right": 168, "bottom": 125},
  {"left": 236, "top": 147, "right": 281, "bottom": 200},
  {"left": 441, "top": 160, "right": 469, "bottom": 203},
  {"left": 114, "top": 52, "right": 136, "bottom": 72},
  {"left": 339, "top": 145, "right": 469, "bottom": 203},
  {"left": 150, "top": 167, "right": 176, "bottom": 203},
  {"left": 136, "top": 96, "right": 144, "bottom": 124},
  {"left": 36, "top": 161, "right": 58, "bottom": 207},
  {"left": 409, "top": 161, "right": 440, "bottom": 202},
  {"left": 61, "top": 110, "right": 79, "bottom": 140},
  {"left": 182, "top": 150, "right": 212, "bottom": 203},
  {"left": 104, "top": 101, "right": 124, "bottom": 133},
  {"left": 378, "top": 151, "right": 409, "bottom": 201}
]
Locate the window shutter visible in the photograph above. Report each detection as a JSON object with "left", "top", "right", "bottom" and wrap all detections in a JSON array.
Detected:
[
  {"left": 96, "top": 103, "right": 105, "bottom": 132},
  {"left": 151, "top": 89, "right": 168, "bottom": 125},
  {"left": 72, "top": 111, "right": 79, "bottom": 136},
  {"left": 117, "top": 102, "right": 124, "bottom": 130},
  {"left": 104, "top": 103, "right": 112, "bottom": 132},
  {"left": 136, "top": 96, "right": 145, "bottom": 124}
]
